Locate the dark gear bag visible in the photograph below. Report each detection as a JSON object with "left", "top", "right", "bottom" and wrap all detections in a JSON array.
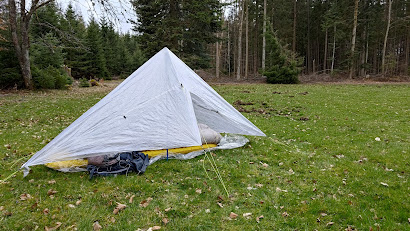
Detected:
[{"left": 87, "top": 151, "right": 149, "bottom": 179}]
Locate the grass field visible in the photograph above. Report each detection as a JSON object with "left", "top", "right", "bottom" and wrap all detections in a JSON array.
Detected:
[{"left": 0, "top": 82, "right": 409, "bottom": 230}]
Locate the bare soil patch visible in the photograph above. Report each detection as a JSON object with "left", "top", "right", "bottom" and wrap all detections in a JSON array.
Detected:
[{"left": 196, "top": 69, "right": 410, "bottom": 84}]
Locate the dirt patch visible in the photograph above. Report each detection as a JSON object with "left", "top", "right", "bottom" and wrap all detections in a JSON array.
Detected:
[
  {"left": 298, "top": 73, "right": 410, "bottom": 84},
  {"left": 196, "top": 69, "right": 409, "bottom": 84},
  {"left": 195, "top": 69, "right": 267, "bottom": 84}
]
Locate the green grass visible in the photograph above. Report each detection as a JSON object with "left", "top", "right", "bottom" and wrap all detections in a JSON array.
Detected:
[{"left": 1, "top": 83, "right": 409, "bottom": 230}]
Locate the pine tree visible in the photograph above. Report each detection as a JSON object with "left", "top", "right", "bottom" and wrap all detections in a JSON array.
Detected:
[
  {"left": 264, "top": 27, "right": 301, "bottom": 84},
  {"left": 60, "top": 4, "right": 88, "bottom": 78},
  {"left": 84, "top": 18, "right": 109, "bottom": 79},
  {"left": 132, "top": 0, "right": 222, "bottom": 68}
]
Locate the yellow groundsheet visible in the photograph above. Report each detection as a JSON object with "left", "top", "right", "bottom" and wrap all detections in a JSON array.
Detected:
[{"left": 45, "top": 144, "right": 217, "bottom": 170}]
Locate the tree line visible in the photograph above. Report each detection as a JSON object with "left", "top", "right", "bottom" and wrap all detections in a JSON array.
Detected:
[
  {"left": 0, "top": 2, "right": 143, "bottom": 89},
  {"left": 218, "top": 0, "right": 409, "bottom": 79},
  {"left": 1, "top": 0, "right": 409, "bottom": 89}
]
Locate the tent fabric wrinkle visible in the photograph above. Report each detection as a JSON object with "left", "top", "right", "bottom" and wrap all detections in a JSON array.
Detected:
[{"left": 22, "top": 47, "right": 265, "bottom": 173}]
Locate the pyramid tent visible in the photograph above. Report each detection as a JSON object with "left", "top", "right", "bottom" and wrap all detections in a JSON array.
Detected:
[{"left": 22, "top": 47, "right": 265, "bottom": 172}]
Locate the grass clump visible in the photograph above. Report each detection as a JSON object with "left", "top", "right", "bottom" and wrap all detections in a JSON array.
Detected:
[{"left": 0, "top": 82, "right": 409, "bottom": 230}]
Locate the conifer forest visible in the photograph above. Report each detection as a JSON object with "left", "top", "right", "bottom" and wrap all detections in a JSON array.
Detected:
[{"left": 1, "top": 0, "right": 409, "bottom": 89}]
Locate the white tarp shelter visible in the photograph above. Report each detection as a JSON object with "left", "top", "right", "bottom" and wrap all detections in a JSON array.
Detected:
[{"left": 22, "top": 47, "right": 265, "bottom": 174}]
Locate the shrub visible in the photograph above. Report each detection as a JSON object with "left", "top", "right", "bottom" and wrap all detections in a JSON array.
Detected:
[
  {"left": 79, "top": 78, "right": 90, "bottom": 87},
  {"left": 264, "top": 64, "right": 300, "bottom": 84},
  {"left": 0, "top": 68, "right": 23, "bottom": 89},
  {"left": 89, "top": 79, "right": 99, "bottom": 86},
  {"left": 32, "top": 66, "right": 73, "bottom": 89},
  {"left": 32, "top": 66, "right": 55, "bottom": 89}
]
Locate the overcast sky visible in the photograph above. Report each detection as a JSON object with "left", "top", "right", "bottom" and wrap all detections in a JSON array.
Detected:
[{"left": 58, "top": 0, "right": 136, "bottom": 34}]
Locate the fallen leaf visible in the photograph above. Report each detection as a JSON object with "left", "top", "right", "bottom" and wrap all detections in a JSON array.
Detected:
[
  {"left": 139, "top": 197, "right": 153, "bottom": 208},
  {"left": 43, "top": 208, "right": 49, "bottom": 215},
  {"left": 249, "top": 162, "right": 254, "bottom": 164},
  {"left": 110, "top": 217, "right": 116, "bottom": 223},
  {"left": 47, "top": 189, "right": 58, "bottom": 196},
  {"left": 0, "top": 206, "right": 4, "bottom": 211},
  {"left": 243, "top": 213, "right": 252, "bottom": 218},
  {"left": 29, "top": 179, "right": 34, "bottom": 183},
  {"left": 195, "top": 188, "right": 202, "bottom": 194},
  {"left": 3, "top": 211, "right": 12, "bottom": 216},
  {"left": 68, "top": 204, "right": 75, "bottom": 208},
  {"left": 113, "top": 202, "right": 127, "bottom": 214},
  {"left": 48, "top": 179, "right": 56, "bottom": 184},
  {"left": 375, "top": 137, "right": 381, "bottom": 141},
  {"left": 217, "top": 202, "right": 223, "bottom": 208},
  {"left": 164, "top": 207, "right": 172, "bottom": 212},
  {"left": 20, "top": 193, "right": 33, "bottom": 200},
  {"left": 262, "top": 163, "right": 269, "bottom": 167},
  {"left": 256, "top": 215, "right": 264, "bottom": 223},
  {"left": 93, "top": 221, "right": 102, "bottom": 231},
  {"left": 230, "top": 212, "right": 238, "bottom": 219},
  {"left": 4, "top": 144, "right": 11, "bottom": 149},
  {"left": 217, "top": 195, "right": 224, "bottom": 201},
  {"left": 162, "top": 217, "right": 169, "bottom": 224},
  {"left": 320, "top": 213, "right": 327, "bottom": 217},
  {"left": 282, "top": 212, "right": 289, "bottom": 217},
  {"left": 45, "top": 222, "right": 62, "bottom": 231},
  {"left": 129, "top": 195, "right": 135, "bottom": 203},
  {"left": 380, "top": 182, "right": 388, "bottom": 187},
  {"left": 75, "top": 200, "right": 82, "bottom": 206},
  {"left": 151, "top": 226, "right": 161, "bottom": 230},
  {"left": 326, "top": 222, "right": 334, "bottom": 226},
  {"left": 255, "top": 183, "right": 263, "bottom": 188}
]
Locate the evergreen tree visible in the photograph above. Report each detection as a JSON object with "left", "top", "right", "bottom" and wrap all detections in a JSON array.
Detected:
[
  {"left": 84, "top": 18, "right": 109, "bottom": 79},
  {"left": 60, "top": 4, "right": 88, "bottom": 78},
  {"left": 132, "top": 0, "right": 222, "bottom": 68},
  {"left": 0, "top": 14, "right": 22, "bottom": 88},
  {"left": 264, "top": 27, "right": 301, "bottom": 84},
  {"left": 30, "top": 3, "right": 62, "bottom": 39},
  {"left": 100, "top": 18, "right": 119, "bottom": 76}
]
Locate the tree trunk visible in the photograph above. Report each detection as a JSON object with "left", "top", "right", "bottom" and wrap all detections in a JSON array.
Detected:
[
  {"left": 227, "top": 22, "right": 231, "bottom": 77},
  {"left": 216, "top": 34, "right": 220, "bottom": 78},
  {"left": 406, "top": 29, "right": 409, "bottom": 75},
  {"left": 245, "top": 0, "right": 248, "bottom": 79},
  {"left": 236, "top": 0, "right": 244, "bottom": 80},
  {"left": 8, "top": 0, "right": 54, "bottom": 89},
  {"left": 261, "top": 0, "right": 266, "bottom": 71},
  {"left": 292, "top": 0, "right": 297, "bottom": 52},
  {"left": 323, "top": 27, "right": 328, "bottom": 73},
  {"left": 8, "top": 0, "right": 34, "bottom": 89},
  {"left": 331, "top": 25, "right": 336, "bottom": 73},
  {"left": 349, "top": 0, "right": 359, "bottom": 79},
  {"left": 307, "top": 0, "right": 311, "bottom": 74},
  {"left": 360, "top": 25, "right": 367, "bottom": 77},
  {"left": 382, "top": 0, "right": 392, "bottom": 75}
]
